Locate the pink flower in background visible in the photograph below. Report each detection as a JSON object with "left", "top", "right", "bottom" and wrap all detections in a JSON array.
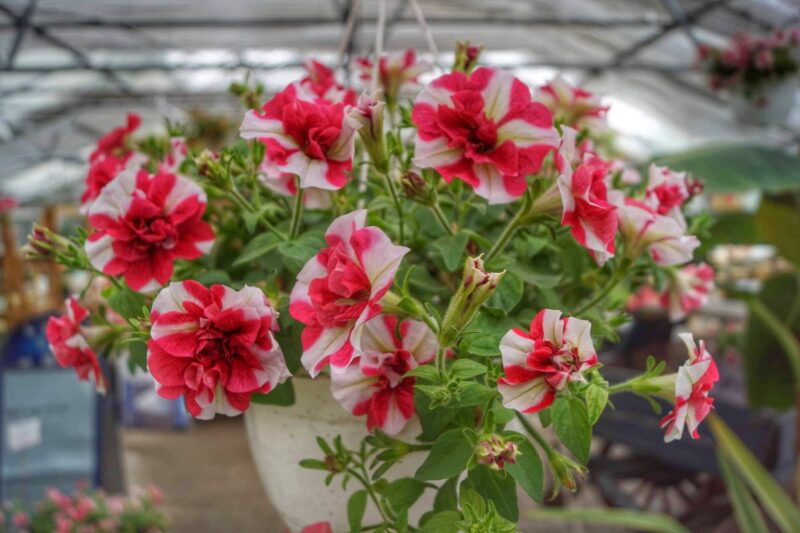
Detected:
[
  {"left": 291, "top": 523, "right": 333, "bottom": 533},
  {"left": 557, "top": 153, "right": 618, "bottom": 265},
  {"left": 12, "top": 511, "right": 29, "bottom": 528},
  {"left": 534, "top": 75, "right": 609, "bottom": 132},
  {"left": 645, "top": 164, "right": 690, "bottom": 221},
  {"left": 290, "top": 210, "right": 409, "bottom": 376},
  {"left": 331, "top": 315, "right": 437, "bottom": 434},
  {"left": 612, "top": 195, "right": 699, "bottom": 267},
  {"left": 498, "top": 309, "right": 597, "bottom": 414},
  {"left": 163, "top": 137, "right": 188, "bottom": 173},
  {"left": 292, "top": 60, "right": 357, "bottom": 105},
  {"left": 661, "top": 333, "right": 719, "bottom": 442},
  {"left": 356, "top": 49, "right": 431, "bottom": 103},
  {"left": 257, "top": 160, "right": 332, "bottom": 209},
  {"left": 660, "top": 263, "right": 715, "bottom": 322},
  {"left": 85, "top": 168, "right": 214, "bottom": 292},
  {"left": 148, "top": 281, "right": 290, "bottom": 420},
  {"left": 46, "top": 298, "right": 106, "bottom": 393},
  {"left": 0, "top": 196, "right": 18, "bottom": 214},
  {"left": 240, "top": 88, "right": 361, "bottom": 191},
  {"left": 90, "top": 113, "right": 140, "bottom": 162},
  {"left": 412, "top": 66, "right": 559, "bottom": 204}
]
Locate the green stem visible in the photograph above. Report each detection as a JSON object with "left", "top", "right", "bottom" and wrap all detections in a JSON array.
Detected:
[
  {"left": 350, "top": 463, "right": 392, "bottom": 526},
  {"left": 430, "top": 203, "right": 456, "bottom": 236},
  {"left": 435, "top": 347, "right": 447, "bottom": 379},
  {"left": 227, "top": 188, "right": 287, "bottom": 240},
  {"left": 573, "top": 262, "right": 630, "bottom": 316},
  {"left": 608, "top": 380, "right": 636, "bottom": 395},
  {"left": 484, "top": 205, "right": 528, "bottom": 263},
  {"left": 289, "top": 180, "right": 305, "bottom": 239},
  {"left": 515, "top": 411, "right": 555, "bottom": 455},
  {"left": 383, "top": 170, "right": 405, "bottom": 244},
  {"left": 748, "top": 297, "right": 800, "bottom": 388}
]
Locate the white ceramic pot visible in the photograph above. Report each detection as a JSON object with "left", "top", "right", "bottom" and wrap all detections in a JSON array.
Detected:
[
  {"left": 730, "top": 77, "right": 797, "bottom": 126},
  {"left": 245, "top": 376, "right": 429, "bottom": 532}
]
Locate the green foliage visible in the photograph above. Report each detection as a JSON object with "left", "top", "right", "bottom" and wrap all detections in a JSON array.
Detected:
[
  {"left": 415, "top": 429, "right": 474, "bottom": 481},
  {"left": 552, "top": 396, "right": 592, "bottom": 464},
  {"left": 504, "top": 432, "right": 544, "bottom": 503},
  {"left": 250, "top": 379, "right": 295, "bottom": 406}
]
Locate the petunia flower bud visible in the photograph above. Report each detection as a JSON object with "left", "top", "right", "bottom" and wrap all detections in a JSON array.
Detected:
[
  {"left": 400, "top": 170, "right": 435, "bottom": 204},
  {"left": 353, "top": 93, "right": 388, "bottom": 172},
  {"left": 453, "top": 40, "right": 483, "bottom": 74},
  {"left": 24, "top": 224, "right": 70, "bottom": 260},
  {"left": 475, "top": 434, "right": 520, "bottom": 470},
  {"left": 439, "top": 256, "right": 505, "bottom": 347},
  {"left": 546, "top": 449, "right": 587, "bottom": 494}
]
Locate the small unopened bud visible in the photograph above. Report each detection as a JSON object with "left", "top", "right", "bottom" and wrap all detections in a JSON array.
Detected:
[
  {"left": 476, "top": 434, "right": 520, "bottom": 471},
  {"left": 547, "top": 449, "right": 587, "bottom": 495},
  {"left": 453, "top": 40, "right": 484, "bottom": 74},
  {"left": 439, "top": 256, "right": 505, "bottom": 346},
  {"left": 400, "top": 170, "right": 435, "bottom": 204},
  {"left": 353, "top": 93, "right": 388, "bottom": 172},
  {"left": 324, "top": 454, "right": 345, "bottom": 474},
  {"left": 24, "top": 224, "right": 68, "bottom": 259}
]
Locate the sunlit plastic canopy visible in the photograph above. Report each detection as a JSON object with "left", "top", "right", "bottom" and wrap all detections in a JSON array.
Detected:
[{"left": 0, "top": 0, "right": 798, "bottom": 204}]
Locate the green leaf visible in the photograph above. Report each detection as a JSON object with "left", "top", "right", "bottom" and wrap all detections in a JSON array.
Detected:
[
  {"left": 233, "top": 232, "right": 282, "bottom": 266},
  {"left": 107, "top": 286, "right": 146, "bottom": 320},
  {"left": 552, "top": 396, "right": 591, "bottom": 463},
  {"left": 585, "top": 384, "right": 609, "bottom": 426},
  {"left": 709, "top": 415, "right": 800, "bottom": 532},
  {"left": 433, "top": 477, "right": 459, "bottom": 512},
  {"left": 528, "top": 508, "right": 690, "bottom": 533},
  {"left": 417, "top": 511, "right": 460, "bottom": 533},
  {"left": 298, "top": 459, "right": 327, "bottom": 470},
  {"left": 415, "top": 429, "right": 473, "bottom": 481},
  {"left": 250, "top": 379, "right": 295, "bottom": 406},
  {"left": 384, "top": 478, "right": 426, "bottom": 513},
  {"left": 504, "top": 432, "right": 544, "bottom": 503},
  {"left": 453, "top": 382, "right": 496, "bottom": 407},
  {"left": 717, "top": 452, "right": 770, "bottom": 533},
  {"left": 193, "top": 269, "right": 232, "bottom": 285},
  {"left": 450, "top": 359, "right": 487, "bottom": 380},
  {"left": 486, "top": 270, "right": 523, "bottom": 312},
  {"left": 741, "top": 273, "right": 800, "bottom": 410},
  {"left": 127, "top": 340, "right": 148, "bottom": 373},
  {"left": 347, "top": 490, "right": 368, "bottom": 533},
  {"left": 433, "top": 232, "right": 469, "bottom": 272},
  {"left": 510, "top": 261, "right": 562, "bottom": 288},
  {"left": 755, "top": 196, "right": 800, "bottom": 268},
  {"left": 278, "top": 232, "right": 325, "bottom": 272},
  {"left": 405, "top": 364, "right": 440, "bottom": 382},
  {"left": 460, "top": 312, "right": 517, "bottom": 357},
  {"left": 467, "top": 466, "right": 519, "bottom": 522},
  {"left": 538, "top": 408, "right": 552, "bottom": 428}
]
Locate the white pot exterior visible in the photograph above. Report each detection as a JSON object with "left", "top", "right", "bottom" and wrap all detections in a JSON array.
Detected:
[
  {"left": 731, "top": 77, "right": 797, "bottom": 126},
  {"left": 245, "top": 377, "right": 429, "bottom": 532}
]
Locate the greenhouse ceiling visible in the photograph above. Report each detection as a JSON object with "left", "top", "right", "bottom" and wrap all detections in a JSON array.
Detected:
[{"left": 0, "top": 0, "right": 799, "bottom": 202}]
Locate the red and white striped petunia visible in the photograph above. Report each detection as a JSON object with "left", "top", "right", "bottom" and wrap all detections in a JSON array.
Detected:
[
  {"left": 240, "top": 87, "right": 361, "bottom": 191},
  {"left": 163, "top": 137, "right": 189, "bottom": 173},
  {"left": 661, "top": 333, "right": 718, "bottom": 442},
  {"left": 291, "top": 60, "right": 357, "bottom": 106},
  {"left": 84, "top": 167, "right": 215, "bottom": 292},
  {"left": 412, "top": 66, "right": 559, "bottom": 204},
  {"left": 498, "top": 309, "right": 598, "bottom": 414},
  {"left": 660, "top": 263, "right": 715, "bottom": 322},
  {"left": 90, "top": 113, "right": 141, "bottom": 163},
  {"left": 645, "top": 164, "right": 690, "bottom": 222},
  {"left": 331, "top": 315, "right": 437, "bottom": 435},
  {"left": 147, "top": 281, "right": 290, "bottom": 420},
  {"left": 557, "top": 145, "right": 618, "bottom": 266},
  {"left": 46, "top": 298, "right": 106, "bottom": 393},
  {"left": 356, "top": 49, "right": 431, "bottom": 104},
  {"left": 289, "top": 210, "right": 409, "bottom": 377},
  {"left": 534, "top": 75, "right": 608, "bottom": 133},
  {"left": 612, "top": 193, "right": 699, "bottom": 267}
]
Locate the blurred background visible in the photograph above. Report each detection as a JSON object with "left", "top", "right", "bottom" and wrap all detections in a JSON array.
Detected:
[{"left": 1, "top": 1, "right": 799, "bottom": 532}]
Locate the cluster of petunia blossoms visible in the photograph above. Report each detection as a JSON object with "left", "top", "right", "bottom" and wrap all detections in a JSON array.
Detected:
[{"left": 38, "top": 43, "right": 719, "bottom": 527}]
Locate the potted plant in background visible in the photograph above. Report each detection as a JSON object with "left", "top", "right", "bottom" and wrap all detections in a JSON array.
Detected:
[
  {"left": 31, "top": 39, "right": 725, "bottom": 532},
  {"left": 697, "top": 27, "right": 800, "bottom": 126}
]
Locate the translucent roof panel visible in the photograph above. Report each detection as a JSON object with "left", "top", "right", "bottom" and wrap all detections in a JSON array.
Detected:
[{"left": 1, "top": 0, "right": 799, "bottom": 203}]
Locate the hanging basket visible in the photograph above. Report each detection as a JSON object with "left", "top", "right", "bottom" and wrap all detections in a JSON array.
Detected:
[{"left": 729, "top": 77, "right": 798, "bottom": 127}]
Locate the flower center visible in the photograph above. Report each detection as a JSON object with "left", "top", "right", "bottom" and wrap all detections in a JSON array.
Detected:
[
  {"left": 437, "top": 91, "right": 498, "bottom": 155},
  {"left": 282, "top": 100, "right": 343, "bottom": 160},
  {"left": 307, "top": 243, "right": 372, "bottom": 327}
]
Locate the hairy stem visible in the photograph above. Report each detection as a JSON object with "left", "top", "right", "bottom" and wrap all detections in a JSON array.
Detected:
[
  {"left": 289, "top": 180, "right": 305, "bottom": 239},
  {"left": 515, "top": 411, "right": 555, "bottom": 455},
  {"left": 384, "top": 170, "right": 405, "bottom": 244},
  {"left": 430, "top": 203, "right": 456, "bottom": 236}
]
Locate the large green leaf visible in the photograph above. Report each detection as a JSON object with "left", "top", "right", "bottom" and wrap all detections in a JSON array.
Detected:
[
  {"left": 552, "top": 396, "right": 591, "bottom": 463},
  {"left": 504, "top": 432, "right": 544, "bottom": 503},
  {"left": 717, "top": 452, "right": 769, "bottom": 533},
  {"left": 347, "top": 490, "right": 367, "bottom": 533},
  {"left": 741, "top": 273, "right": 800, "bottom": 410},
  {"left": 653, "top": 145, "right": 800, "bottom": 194},
  {"left": 467, "top": 466, "right": 519, "bottom": 522},
  {"left": 415, "top": 429, "right": 473, "bottom": 481}
]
